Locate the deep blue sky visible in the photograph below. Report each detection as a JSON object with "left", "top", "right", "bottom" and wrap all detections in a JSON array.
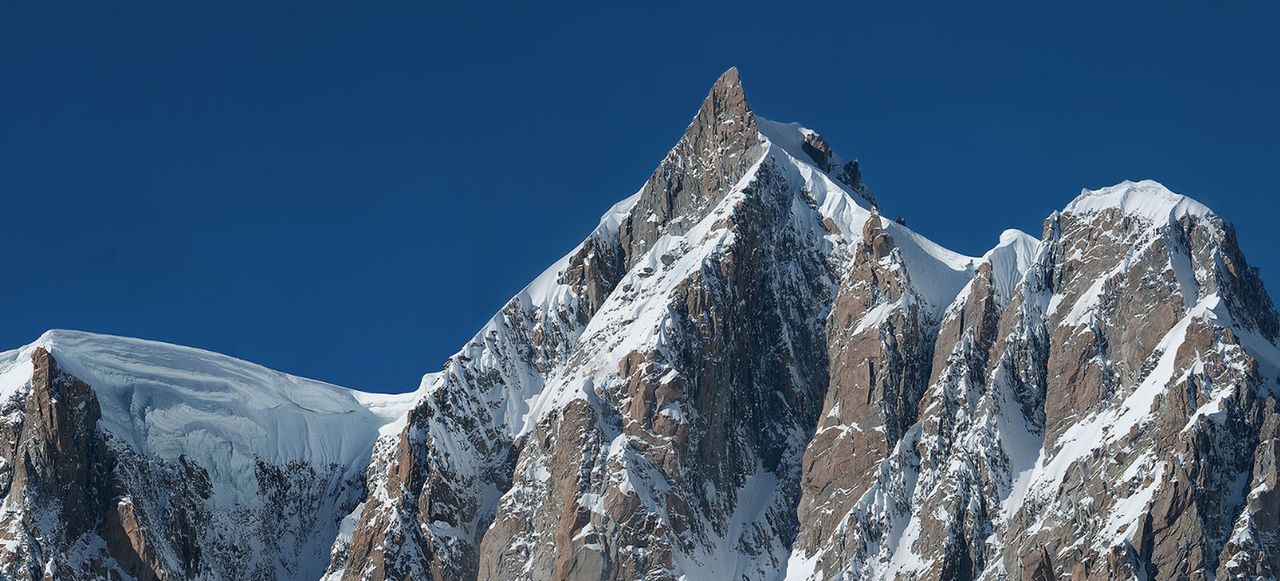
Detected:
[{"left": 3, "top": 2, "right": 1277, "bottom": 392}]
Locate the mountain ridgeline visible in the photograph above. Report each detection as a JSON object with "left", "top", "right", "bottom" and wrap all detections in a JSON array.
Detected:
[{"left": 0, "top": 69, "right": 1277, "bottom": 580}]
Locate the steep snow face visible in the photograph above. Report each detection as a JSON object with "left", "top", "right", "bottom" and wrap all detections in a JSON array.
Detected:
[
  {"left": 0, "top": 330, "right": 417, "bottom": 502},
  {"left": 754, "top": 115, "right": 977, "bottom": 315},
  {"left": 880, "top": 219, "right": 980, "bottom": 315},
  {"left": 0, "top": 330, "right": 425, "bottom": 581},
  {"left": 982, "top": 229, "right": 1039, "bottom": 307}
]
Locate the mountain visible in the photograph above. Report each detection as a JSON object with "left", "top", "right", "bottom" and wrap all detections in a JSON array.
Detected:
[
  {"left": 0, "top": 330, "right": 421, "bottom": 579},
  {"left": 1, "top": 68, "right": 1277, "bottom": 580}
]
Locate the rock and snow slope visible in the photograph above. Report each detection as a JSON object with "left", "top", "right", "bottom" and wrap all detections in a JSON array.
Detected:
[
  {"left": 785, "top": 178, "right": 1280, "bottom": 580},
  {"left": 1, "top": 69, "right": 1277, "bottom": 580},
  {"left": 0, "top": 330, "right": 420, "bottom": 580},
  {"left": 0, "top": 331, "right": 415, "bottom": 500}
]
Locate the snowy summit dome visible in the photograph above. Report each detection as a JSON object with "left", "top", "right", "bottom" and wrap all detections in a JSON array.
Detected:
[{"left": 1063, "top": 179, "right": 1212, "bottom": 224}]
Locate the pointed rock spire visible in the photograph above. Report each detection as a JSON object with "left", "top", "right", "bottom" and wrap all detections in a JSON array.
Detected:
[
  {"left": 861, "top": 210, "right": 895, "bottom": 260},
  {"left": 697, "top": 66, "right": 753, "bottom": 130},
  {"left": 618, "top": 67, "right": 766, "bottom": 266}
]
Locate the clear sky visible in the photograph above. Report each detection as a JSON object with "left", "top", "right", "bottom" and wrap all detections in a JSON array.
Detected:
[{"left": 3, "top": 2, "right": 1277, "bottom": 393}]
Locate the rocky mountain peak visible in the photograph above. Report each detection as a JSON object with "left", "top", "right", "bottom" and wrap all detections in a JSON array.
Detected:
[
  {"left": 2, "top": 71, "right": 1278, "bottom": 581},
  {"left": 704, "top": 66, "right": 751, "bottom": 121},
  {"left": 617, "top": 67, "right": 765, "bottom": 266}
]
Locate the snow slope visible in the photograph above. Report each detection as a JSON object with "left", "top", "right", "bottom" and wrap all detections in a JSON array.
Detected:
[{"left": 0, "top": 329, "right": 420, "bottom": 503}]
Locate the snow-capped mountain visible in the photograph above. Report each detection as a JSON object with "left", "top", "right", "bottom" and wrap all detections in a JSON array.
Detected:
[
  {"left": 1, "top": 68, "right": 1276, "bottom": 580},
  {"left": 0, "top": 330, "right": 422, "bottom": 579}
]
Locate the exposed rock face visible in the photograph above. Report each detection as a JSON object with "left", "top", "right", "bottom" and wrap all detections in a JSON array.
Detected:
[
  {"left": 0, "top": 347, "right": 115, "bottom": 579},
  {"left": 791, "top": 209, "right": 940, "bottom": 577},
  {"left": 2, "top": 70, "right": 1278, "bottom": 581},
  {"left": 618, "top": 66, "right": 766, "bottom": 267},
  {"left": 784, "top": 182, "right": 1280, "bottom": 580},
  {"left": 978, "top": 194, "right": 1280, "bottom": 581},
  {"left": 475, "top": 159, "right": 843, "bottom": 579}
]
